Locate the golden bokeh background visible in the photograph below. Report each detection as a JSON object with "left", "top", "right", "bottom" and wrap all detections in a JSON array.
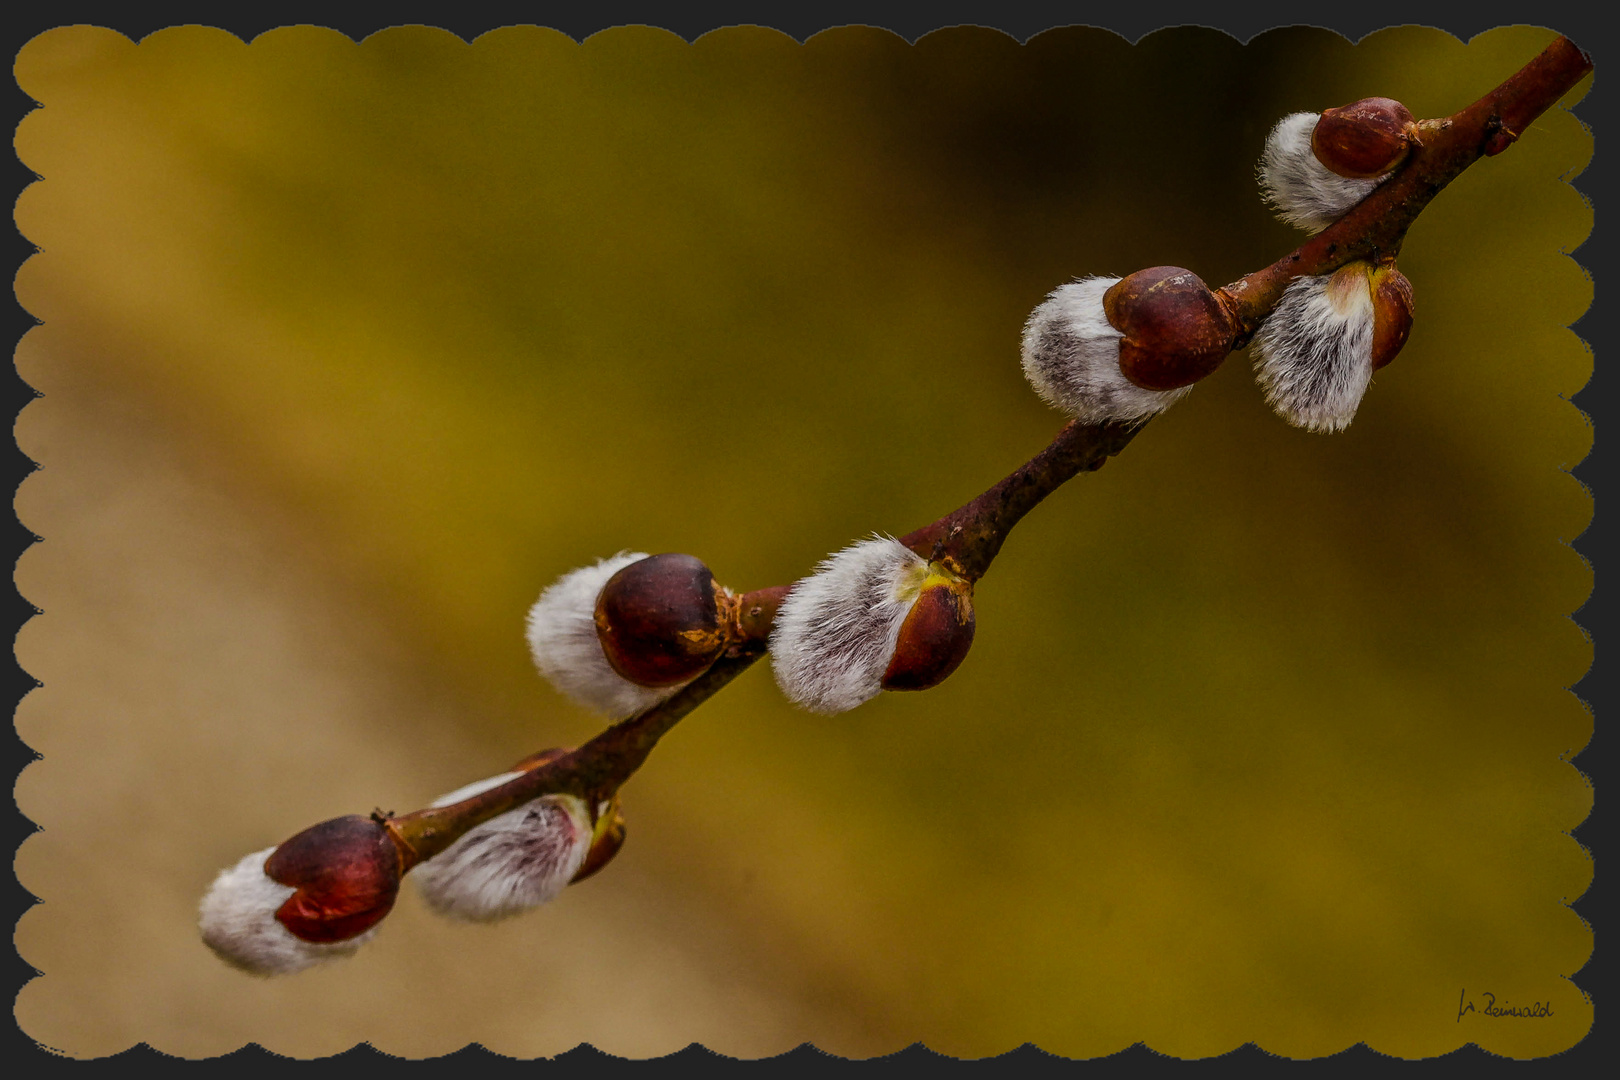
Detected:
[{"left": 14, "top": 23, "right": 1593, "bottom": 1060}]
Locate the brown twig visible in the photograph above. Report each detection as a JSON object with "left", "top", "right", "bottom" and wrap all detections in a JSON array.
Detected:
[
  {"left": 896, "top": 418, "right": 1142, "bottom": 580},
  {"left": 388, "top": 647, "right": 766, "bottom": 863},
  {"left": 1217, "top": 34, "right": 1592, "bottom": 341},
  {"left": 369, "top": 34, "right": 1595, "bottom": 866}
]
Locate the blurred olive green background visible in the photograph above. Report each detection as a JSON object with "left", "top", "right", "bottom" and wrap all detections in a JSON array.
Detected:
[{"left": 13, "top": 23, "right": 1592, "bottom": 1061}]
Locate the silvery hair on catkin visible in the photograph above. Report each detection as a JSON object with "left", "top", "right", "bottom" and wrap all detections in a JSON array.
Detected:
[
  {"left": 770, "top": 535, "right": 929, "bottom": 715},
  {"left": 1251, "top": 270, "right": 1377, "bottom": 432},
  {"left": 1020, "top": 276, "right": 1192, "bottom": 424},
  {"left": 1259, "top": 112, "right": 1385, "bottom": 233},
  {"left": 411, "top": 772, "right": 592, "bottom": 922}
]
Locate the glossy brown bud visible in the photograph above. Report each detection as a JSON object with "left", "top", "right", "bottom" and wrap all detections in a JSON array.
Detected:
[
  {"left": 882, "top": 576, "right": 975, "bottom": 692},
  {"left": 595, "top": 553, "right": 731, "bottom": 687},
  {"left": 265, "top": 815, "right": 404, "bottom": 944},
  {"left": 572, "top": 796, "right": 626, "bottom": 884},
  {"left": 1312, "top": 97, "right": 1416, "bottom": 179},
  {"left": 1103, "top": 267, "right": 1237, "bottom": 391},
  {"left": 1369, "top": 265, "right": 1415, "bottom": 370}
]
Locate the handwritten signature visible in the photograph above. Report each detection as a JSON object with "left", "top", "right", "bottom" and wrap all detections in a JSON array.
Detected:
[{"left": 1457, "top": 989, "right": 1553, "bottom": 1022}]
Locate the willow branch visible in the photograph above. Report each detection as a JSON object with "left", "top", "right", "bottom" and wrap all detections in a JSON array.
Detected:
[
  {"left": 378, "top": 34, "right": 1594, "bottom": 862},
  {"left": 387, "top": 648, "right": 764, "bottom": 863},
  {"left": 1217, "top": 34, "right": 1591, "bottom": 340}
]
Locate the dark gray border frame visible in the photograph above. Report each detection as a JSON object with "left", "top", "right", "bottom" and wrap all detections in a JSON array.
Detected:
[{"left": 6, "top": 2, "right": 1602, "bottom": 1072}]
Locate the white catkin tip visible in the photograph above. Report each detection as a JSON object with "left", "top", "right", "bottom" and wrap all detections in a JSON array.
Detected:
[
  {"left": 526, "top": 552, "right": 686, "bottom": 718},
  {"left": 1020, "top": 276, "right": 1192, "bottom": 424},
  {"left": 198, "top": 847, "right": 378, "bottom": 976},
  {"left": 1259, "top": 112, "right": 1385, "bottom": 234},
  {"left": 769, "top": 535, "right": 932, "bottom": 715},
  {"left": 412, "top": 777, "right": 592, "bottom": 922},
  {"left": 1250, "top": 266, "right": 1377, "bottom": 432}
]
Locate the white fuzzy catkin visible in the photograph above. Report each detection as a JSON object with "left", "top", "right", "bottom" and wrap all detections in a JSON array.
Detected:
[
  {"left": 1250, "top": 265, "right": 1377, "bottom": 432},
  {"left": 770, "top": 535, "right": 933, "bottom": 715},
  {"left": 526, "top": 551, "right": 686, "bottom": 717},
  {"left": 198, "top": 847, "right": 379, "bottom": 976},
  {"left": 1021, "top": 276, "right": 1193, "bottom": 424},
  {"left": 1259, "top": 112, "right": 1384, "bottom": 233},
  {"left": 412, "top": 772, "right": 592, "bottom": 922}
]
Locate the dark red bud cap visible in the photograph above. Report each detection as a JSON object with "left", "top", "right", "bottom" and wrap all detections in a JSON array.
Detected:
[
  {"left": 1369, "top": 266, "right": 1415, "bottom": 370},
  {"left": 882, "top": 581, "right": 976, "bottom": 692},
  {"left": 1103, "top": 267, "right": 1237, "bottom": 391},
  {"left": 595, "top": 553, "right": 730, "bottom": 687},
  {"left": 1312, "top": 97, "right": 1416, "bottom": 179},
  {"left": 265, "top": 815, "right": 403, "bottom": 944}
]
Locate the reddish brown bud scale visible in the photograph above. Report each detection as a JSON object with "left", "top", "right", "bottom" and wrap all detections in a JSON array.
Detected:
[
  {"left": 1369, "top": 266, "right": 1415, "bottom": 370},
  {"left": 1103, "top": 267, "right": 1237, "bottom": 391},
  {"left": 1312, "top": 97, "right": 1416, "bottom": 179},
  {"left": 595, "top": 553, "right": 731, "bottom": 687},
  {"left": 265, "top": 815, "right": 405, "bottom": 944},
  {"left": 882, "top": 581, "right": 975, "bottom": 692}
]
